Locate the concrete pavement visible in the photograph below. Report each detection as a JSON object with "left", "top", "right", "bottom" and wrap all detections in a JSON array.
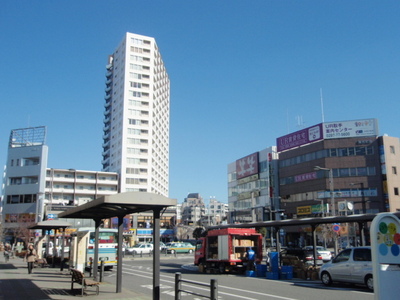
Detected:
[{"left": 0, "top": 255, "right": 152, "bottom": 300}]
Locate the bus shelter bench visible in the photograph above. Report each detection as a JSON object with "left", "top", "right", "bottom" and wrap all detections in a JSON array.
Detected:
[{"left": 70, "top": 268, "right": 100, "bottom": 296}]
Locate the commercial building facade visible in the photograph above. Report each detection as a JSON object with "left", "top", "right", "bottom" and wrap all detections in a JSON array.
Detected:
[
  {"left": 227, "top": 147, "right": 280, "bottom": 223},
  {"left": 227, "top": 119, "right": 400, "bottom": 247},
  {"left": 277, "top": 119, "right": 399, "bottom": 218},
  {"left": 276, "top": 119, "right": 399, "bottom": 247},
  {"left": 101, "top": 32, "right": 170, "bottom": 197}
]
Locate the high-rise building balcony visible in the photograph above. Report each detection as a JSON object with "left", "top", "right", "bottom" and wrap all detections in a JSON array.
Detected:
[{"left": 102, "top": 140, "right": 110, "bottom": 148}]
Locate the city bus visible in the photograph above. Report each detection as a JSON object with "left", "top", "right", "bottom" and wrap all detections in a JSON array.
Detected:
[{"left": 73, "top": 228, "right": 118, "bottom": 270}]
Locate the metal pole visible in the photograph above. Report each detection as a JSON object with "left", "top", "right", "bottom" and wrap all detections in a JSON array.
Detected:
[
  {"left": 99, "top": 260, "right": 104, "bottom": 282},
  {"left": 329, "top": 169, "right": 335, "bottom": 216},
  {"left": 116, "top": 215, "right": 124, "bottom": 293},
  {"left": 175, "top": 272, "right": 181, "bottom": 300},
  {"left": 153, "top": 209, "right": 161, "bottom": 300},
  {"left": 60, "top": 228, "right": 65, "bottom": 271},
  {"left": 251, "top": 192, "right": 256, "bottom": 223},
  {"left": 93, "top": 219, "right": 101, "bottom": 280},
  {"left": 210, "top": 279, "right": 218, "bottom": 300},
  {"left": 312, "top": 225, "right": 317, "bottom": 267}
]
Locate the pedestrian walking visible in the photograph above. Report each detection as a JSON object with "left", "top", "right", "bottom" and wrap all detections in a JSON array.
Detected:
[
  {"left": 4, "top": 243, "right": 11, "bottom": 263},
  {"left": 24, "top": 244, "right": 37, "bottom": 274}
]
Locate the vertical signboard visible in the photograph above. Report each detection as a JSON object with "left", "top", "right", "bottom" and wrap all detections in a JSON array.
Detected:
[{"left": 371, "top": 213, "right": 400, "bottom": 299}]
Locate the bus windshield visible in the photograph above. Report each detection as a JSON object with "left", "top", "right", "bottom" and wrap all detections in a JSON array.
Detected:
[{"left": 89, "top": 231, "right": 117, "bottom": 244}]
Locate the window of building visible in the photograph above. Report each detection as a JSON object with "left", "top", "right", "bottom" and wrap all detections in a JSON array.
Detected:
[
  {"left": 131, "top": 38, "right": 143, "bottom": 45},
  {"left": 128, "top": 128, "right": 141, "bottom": 135},
  {"left": 393, "top": 166, "right": 397, "bottom": 175},
  {"left": 356, "top": 147, "right": 366, "bottom": 156},
  {"left": 356, "top": 167, "right": 367, "bottom": 176},
  {"left": 395, "top": 187, "right": 399, "bottom": 196},
  {"left": 10, "top": 177, "right": 22, "bottom": 185},
  {"left": 390, "top": 146, "right": 396, "bottom": 154},
  {"left": 129, "top": 82, "right": 142, "bottom": 90},
  {"left": 338, "top": 148, "right": 348, "bottom": 156}
]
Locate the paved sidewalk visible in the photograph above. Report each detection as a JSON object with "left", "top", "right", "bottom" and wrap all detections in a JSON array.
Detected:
[{"left": 0, "top": 256, "right": 151, "bottom": 300}]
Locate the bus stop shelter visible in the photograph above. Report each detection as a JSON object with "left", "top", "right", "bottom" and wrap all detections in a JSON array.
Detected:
[
  {"left": 29, "top": 220, "right": 72, "bottom": 270},
  {"left": 58, "top": 191, "right": 177, "bottom": 300}
]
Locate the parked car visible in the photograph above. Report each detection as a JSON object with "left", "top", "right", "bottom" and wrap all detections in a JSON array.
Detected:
[
  {"left": 281, "top": 248, "right": 323, "bottom": 266},
  {"left": 319, "top": 247, "right": 373, "bottom": 291},
  {"left": 303, "top": 246, "right": 332, "bottom": 262},
  {"left": 162, "top": 242, "right": 173, "bottom": 252},
  {"left": 163, "top": 242, "right": 195, "bottom": 254},
  {"left": 127, "top": 243, "right": 153, "bottom": 255},
  {"left": 148, "top": 241, "right": 165, "bottom": 251}
]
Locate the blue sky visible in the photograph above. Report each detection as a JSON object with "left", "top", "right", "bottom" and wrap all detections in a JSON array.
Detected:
[{"left": 1, "top": 1, "right": 399, "bottom": 204}]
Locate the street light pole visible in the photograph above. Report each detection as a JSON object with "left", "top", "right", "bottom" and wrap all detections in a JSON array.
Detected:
[
  {"left": 350, "top": 182, "right": 366, "bottom": 214},
  {"left": 328, "top": 168, "right": 335, "bottom": 216},
  {"left": 315, "top": 166, "right": 335, "bottom": 216}
]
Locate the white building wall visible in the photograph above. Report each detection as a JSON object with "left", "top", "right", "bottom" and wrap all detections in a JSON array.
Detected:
[
  {"left": 45, "top": 169, "right": 118, "bottom": 209},
  {"left": 2, "top": 127, "right": 48, "bottom": 227},
  {"left": 102, "top": 32, "right": 169, "bottom": 197}
]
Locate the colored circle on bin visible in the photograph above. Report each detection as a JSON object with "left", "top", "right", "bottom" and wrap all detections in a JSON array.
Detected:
[
  {"left": 391, "top": 244, "right": 400, "bottom": 256},
  {"left": 379, "top": 243, "right": 388, "bottom": 256},
  {"left": 379, "top": 222, "right": 388, "bottom": 234},
  {"left": 377, "top": 232, "right": 384, "bottom": 243},
  {"left": 384, "top": 234, "right": 394, "bottom": 247},
  {"left": 394, "top": 233, "right": 400, "bottom": 245},
  {"left": 388, "top": 223, "right": 397, "bottom": 235}
]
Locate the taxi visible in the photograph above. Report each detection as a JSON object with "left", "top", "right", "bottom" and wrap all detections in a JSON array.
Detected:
[{"left": 163, "top": 242, "right": 195, "bottom": 254}]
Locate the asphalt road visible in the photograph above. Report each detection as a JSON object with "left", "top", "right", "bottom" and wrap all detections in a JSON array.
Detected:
[{"left": 104, "top": 255, "right": 374, "bottom": 300}]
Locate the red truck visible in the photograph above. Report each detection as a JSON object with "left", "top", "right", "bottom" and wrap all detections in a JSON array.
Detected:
[{"left": 194, "top": 228, "right": 263, "bottom": 273}]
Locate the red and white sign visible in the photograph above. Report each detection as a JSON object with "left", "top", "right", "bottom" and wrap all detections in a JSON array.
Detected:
[{"left": 236, "top": 152, "right": 259, "bottom": 180}]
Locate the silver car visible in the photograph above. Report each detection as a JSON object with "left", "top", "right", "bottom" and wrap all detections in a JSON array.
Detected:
[
  {"left": 319, "top": 247, "right": 373, "bottom": 291},
  {"left": 304, "top": 246, "right": 332, "bottom": 262}
]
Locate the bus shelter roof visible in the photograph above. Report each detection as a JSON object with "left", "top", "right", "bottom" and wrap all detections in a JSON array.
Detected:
[
  {"left": 58, "top": 191, "right": 176, "bottom": 219},
  {"left": 28, "top": 219, "right": 72, "bottom": 230}
]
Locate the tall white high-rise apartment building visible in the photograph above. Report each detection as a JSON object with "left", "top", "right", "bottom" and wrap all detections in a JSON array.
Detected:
[{"left": 102, "top": 32, "right": 170, "bottom": 197}]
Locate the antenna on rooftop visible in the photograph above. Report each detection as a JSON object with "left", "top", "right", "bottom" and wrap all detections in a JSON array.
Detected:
[
  {"left": 286, "top": 109, "right": 290, "bottom": 133},
  {"left": 320, "top": 88, "right": 325, "bottom": 123},
  {"left": 296, "top": 115, "right": 305, "bottom": 128}
]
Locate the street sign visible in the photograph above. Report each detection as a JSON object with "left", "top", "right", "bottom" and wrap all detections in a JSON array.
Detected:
[{"left": 332, "top": 224, "right": 340, "bottom": 232}]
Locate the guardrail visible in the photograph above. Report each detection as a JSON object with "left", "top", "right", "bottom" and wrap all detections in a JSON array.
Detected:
[{"left": 175, "top": 272, "right": 218, "bottom": 300}]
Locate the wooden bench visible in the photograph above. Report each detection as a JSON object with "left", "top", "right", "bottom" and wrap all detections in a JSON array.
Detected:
[{"left": 70, "top": 268, "right": 100, "bottom": 296}]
